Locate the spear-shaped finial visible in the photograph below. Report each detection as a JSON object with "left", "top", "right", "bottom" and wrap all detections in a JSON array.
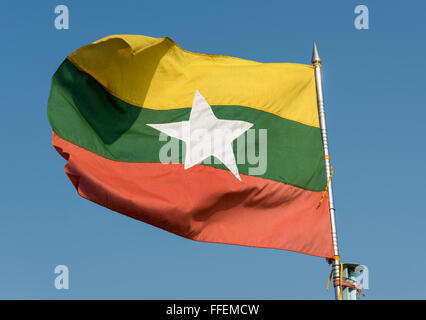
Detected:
[{"left": 311, "top": 42, "right": 322, "bottom": 64}]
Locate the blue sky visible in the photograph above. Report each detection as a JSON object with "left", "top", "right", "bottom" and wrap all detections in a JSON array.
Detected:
[{"left": 0, "top": 0, "right": 425, "bottom": 299}]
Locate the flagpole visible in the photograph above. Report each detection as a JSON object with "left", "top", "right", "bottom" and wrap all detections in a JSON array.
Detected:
[{"left": 311, "top": 43, "right": 342, "bottom": 300}]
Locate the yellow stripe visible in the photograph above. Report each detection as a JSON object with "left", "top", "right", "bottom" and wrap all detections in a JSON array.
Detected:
[{"left": 68, "top": 34, "right": 319, "bottom": 128}]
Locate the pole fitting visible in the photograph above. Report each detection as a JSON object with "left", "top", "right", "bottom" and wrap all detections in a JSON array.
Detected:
[{"left": 311, "top": 42, "right": 322, "bottom": 64}]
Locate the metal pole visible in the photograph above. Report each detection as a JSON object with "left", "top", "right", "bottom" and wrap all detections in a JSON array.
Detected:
[{"left": 311, "top": 43, "right": 341, "bottom": 300}]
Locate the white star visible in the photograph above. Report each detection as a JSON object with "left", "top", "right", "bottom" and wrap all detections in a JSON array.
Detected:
[{"left": 147, "top": 90, "right": 253, "bottom": 181}]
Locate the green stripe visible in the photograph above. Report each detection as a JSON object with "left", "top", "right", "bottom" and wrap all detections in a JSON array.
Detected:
[{"left": 48, "top": 59, "right": 326, "bottom": 191}]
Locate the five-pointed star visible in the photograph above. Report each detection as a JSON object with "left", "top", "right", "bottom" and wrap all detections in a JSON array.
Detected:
[{"left": 147, "top": 90, "right": 253, "bottom": 181}]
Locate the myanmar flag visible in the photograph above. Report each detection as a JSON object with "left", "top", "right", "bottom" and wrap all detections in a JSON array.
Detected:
[{"left": 47, "top": 35, "right": 334, "bottom": 258}]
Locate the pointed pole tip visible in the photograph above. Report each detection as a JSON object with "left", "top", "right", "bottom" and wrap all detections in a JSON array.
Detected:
[{"left": 311, "top": 42, "right": 322, "bottom": 64}]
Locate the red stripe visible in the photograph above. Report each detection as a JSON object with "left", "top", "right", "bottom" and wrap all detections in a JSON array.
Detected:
[{"left": 52, "top": 131, "right": 334, "bottom": 258}]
